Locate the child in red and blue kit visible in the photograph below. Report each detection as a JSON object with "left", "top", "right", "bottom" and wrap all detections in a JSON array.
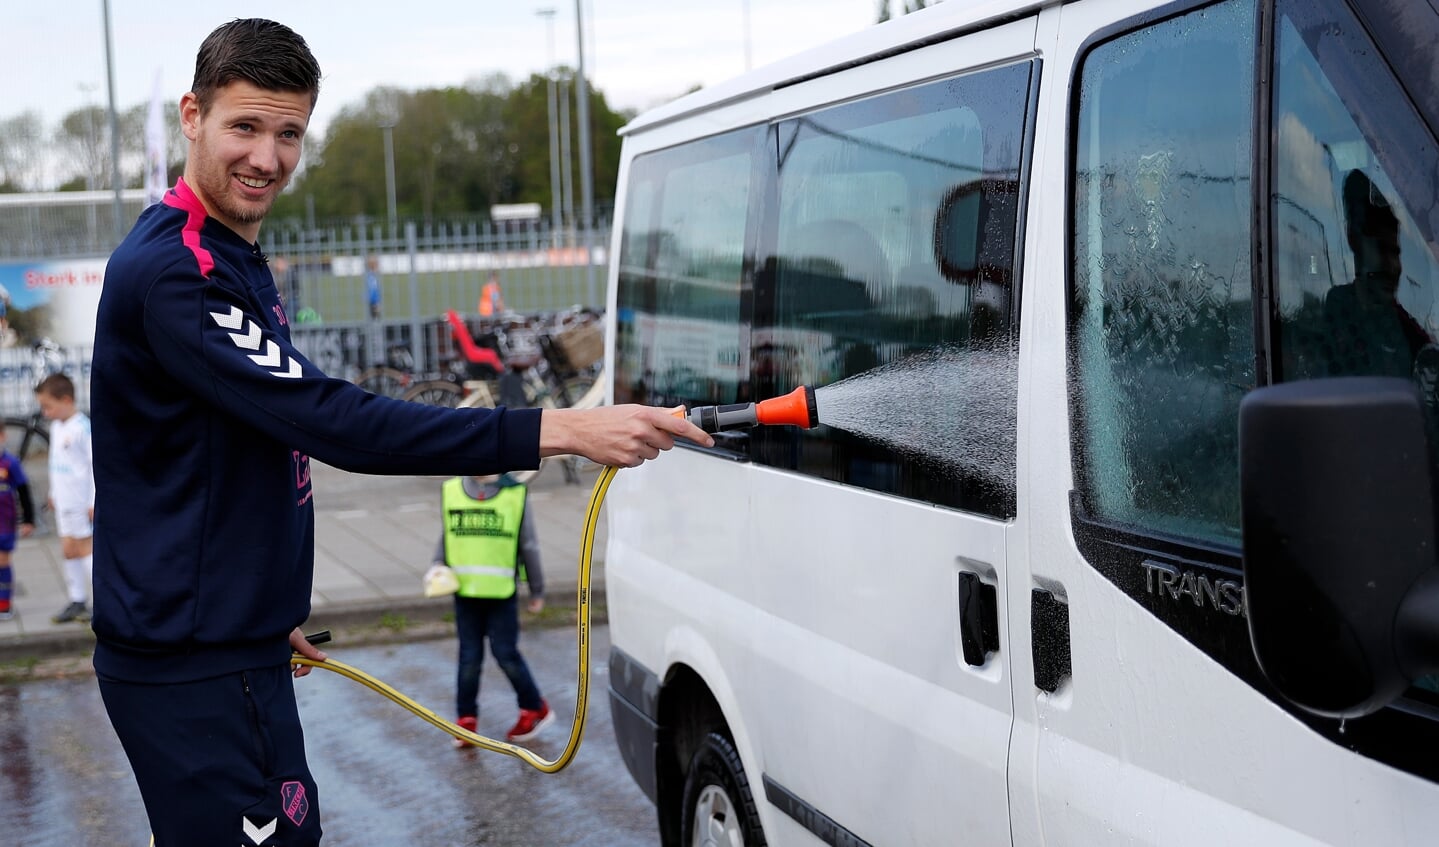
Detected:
[{"left": 0, "top": 428, "right": 37, "bottom": 620}]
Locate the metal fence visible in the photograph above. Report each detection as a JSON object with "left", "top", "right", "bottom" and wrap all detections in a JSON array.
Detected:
[
  {"left": 1, "top": 196, "right": 614, "bottom": 414},
  {"left": 0, "top": 190, "right": 151, "bottom": 260}
]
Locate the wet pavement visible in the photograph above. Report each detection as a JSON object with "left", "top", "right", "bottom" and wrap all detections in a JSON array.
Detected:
[
  {"left": 0, "top": 456, "right": 647, "bottom": 845},
  {"left": 0, "top": 624, "right": 658, "bottom": 846}
]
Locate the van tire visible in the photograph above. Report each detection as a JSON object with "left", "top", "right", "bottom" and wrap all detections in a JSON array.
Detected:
[{"left": 679, "top": 731, "right": 767, "bottom": 846}]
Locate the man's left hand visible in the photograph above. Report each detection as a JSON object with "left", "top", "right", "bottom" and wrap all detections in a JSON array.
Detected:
[{"left": 289, "top": 627, "right": 328, "bottom": 678}]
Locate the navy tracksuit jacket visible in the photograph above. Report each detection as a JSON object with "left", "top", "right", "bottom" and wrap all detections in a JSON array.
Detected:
[{"left": 91, "top": 177, "right": 543, "bottom": 683}]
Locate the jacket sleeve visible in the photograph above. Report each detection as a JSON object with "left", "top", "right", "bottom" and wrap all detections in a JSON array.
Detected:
[
  {"left": 15, "top": 483, "right": 34, "bottom": 527},
  {"left": 517, "top": 497, "right": 544, "bottom": 597},
  {"left": 141, "top": 264, "right": 541, "bottom": 475}
]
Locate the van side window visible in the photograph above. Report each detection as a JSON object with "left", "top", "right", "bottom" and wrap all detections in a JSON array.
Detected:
[
  {"left": 1271, "top": 0, "right": 1439, "bottom": 697},
  {"left": 1272, "top": 0, "right": 1439, "bottom": 395},
  {"left": 752, "top": 62, "right": 1034, "bottom": 518},
  {"left": 1071, "top": 0, "right": 1256, "bottom": 546},
  {"left": 613, "top": 128, "right": 764, "bottom": 408}
]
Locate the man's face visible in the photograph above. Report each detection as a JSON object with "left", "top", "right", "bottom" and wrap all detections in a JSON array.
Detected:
[
  {"left": 1355, "top": 233, "right": 1403, "bottom": 294},
  {"left": 181, "top": 80, "right": 310, "bottom": 241}
]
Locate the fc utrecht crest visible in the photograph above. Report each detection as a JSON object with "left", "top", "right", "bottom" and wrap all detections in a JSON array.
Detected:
[{"left": 210, "top": 306, "right": 302, "bottom": 379}]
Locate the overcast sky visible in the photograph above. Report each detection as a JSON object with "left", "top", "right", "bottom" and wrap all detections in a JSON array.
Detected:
[{"left": 7, "top": 1, "right": 881, "bottom": 139}]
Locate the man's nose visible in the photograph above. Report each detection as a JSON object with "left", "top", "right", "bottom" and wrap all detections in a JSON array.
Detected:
[{"left": 247, "top": 135, "right": 280, "bottom": 174}]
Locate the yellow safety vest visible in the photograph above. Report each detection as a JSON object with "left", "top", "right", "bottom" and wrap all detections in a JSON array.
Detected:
[{"left": 441, "top": 478, "right": 527, "bottom": 599}]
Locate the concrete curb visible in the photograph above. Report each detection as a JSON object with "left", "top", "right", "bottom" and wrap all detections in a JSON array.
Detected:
[{"left": 0, "top": 588, "right": 606, "bottom": 669}]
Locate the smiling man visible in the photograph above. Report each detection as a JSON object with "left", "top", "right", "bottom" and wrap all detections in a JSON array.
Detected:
[{"left": 91, "top": 19, "right": 708, "bottom": 847}]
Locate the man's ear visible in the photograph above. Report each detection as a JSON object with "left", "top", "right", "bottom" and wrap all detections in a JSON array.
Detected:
[{"left": 179, "top": 93, "right": 201, "bottom": 141}]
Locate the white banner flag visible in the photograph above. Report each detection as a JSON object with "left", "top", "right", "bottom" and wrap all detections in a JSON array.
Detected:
[{"left": 144, "top": 69, "right": 167, "bottom": 206}]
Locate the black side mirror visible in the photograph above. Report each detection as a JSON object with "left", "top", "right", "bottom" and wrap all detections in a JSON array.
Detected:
[
  {"left": 933, "top": 179, "right": 1017, "bottom": 287},
  {"left": 1241, "top": 377, "right": 1439, "bottom": 718}
]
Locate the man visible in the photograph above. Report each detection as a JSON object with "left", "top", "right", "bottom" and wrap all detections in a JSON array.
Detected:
[
  {"left": 364, "top": 255, "right": 382, "bottom": 319},
  {"left": 479, "top": 270, "right": 504, "bottom": 317},
  {"left": 91, "top": 19, "right": 708, "bottom": 846},
  {"left": 1323, "top": 168, "right": 1429, "bottom": 377}
]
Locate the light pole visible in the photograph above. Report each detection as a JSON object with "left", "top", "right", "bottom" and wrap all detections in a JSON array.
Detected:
[
  {"left": 558, "top": 77, "right": 575, "bottom": 247},
  {"left": 101, "top": 0, "right": 124, "bottom": 243},
  {"left": 573, "top": 0, "right": 598, "bottom": 307},
  {"left": 537, "top": 9, "right": 563, "bottom": 245},
  {"left": 380, "top": 122, "right": 398, "bottom": 234}
]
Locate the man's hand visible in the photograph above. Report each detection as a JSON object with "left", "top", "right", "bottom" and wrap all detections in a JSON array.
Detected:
[
  {"left": 527, "top": 596, "right": 545, "bottom": 614},
  {"left": 289, "top": 627, "right": 328, "bottom": 678},
  {"left": 539, "top": 404, "right": 713, "bottom": 468},
  {"left": 18, "top": 522, "right": 33, "bottom": 538}
]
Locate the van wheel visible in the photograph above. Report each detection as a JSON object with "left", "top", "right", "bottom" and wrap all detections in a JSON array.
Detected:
[{"left": 680, "top": 732, "right": 767, "bottom": 847}]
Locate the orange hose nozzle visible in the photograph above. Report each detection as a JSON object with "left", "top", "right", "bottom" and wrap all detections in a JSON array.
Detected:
[{"left": 755, "top": 385, "right": 818, "bottom": 429}]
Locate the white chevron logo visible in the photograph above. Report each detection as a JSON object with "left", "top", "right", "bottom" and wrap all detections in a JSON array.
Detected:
[
  {"left": 209, "top": 308, "right": 302, "bottom": 379},
  {"left": 249, "top": 340, "right": 283, "bottom": 368},
  {"left": 242, "top": 816, "right": 277, "bottom": 844},
  {"left": 229, "top": 321, "right": 262, "bottom": 350},
  {"left": 210, "top": 305, "right": 244, "bottom": 329}
]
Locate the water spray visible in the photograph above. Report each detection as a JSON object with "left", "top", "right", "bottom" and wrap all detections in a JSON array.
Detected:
[{"left": 679, "top": 385, "right": 819, "bottom": 433}]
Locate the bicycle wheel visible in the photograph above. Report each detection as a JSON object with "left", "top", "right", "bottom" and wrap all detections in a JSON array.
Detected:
[
  {"left": 354, "top": 366, "right": 411, "bottom": 398},
  {"left": 457, "top": 380, "right": 500, "bottom": 410},
  {"left": 400, "top": 380, "right": 464, "bottom": 407},
  {"left": 4, "top": 416, "right": 49, "bottom": 467},
  {"left": 557, "top": 375, "right": 597, "bottom": 408}
]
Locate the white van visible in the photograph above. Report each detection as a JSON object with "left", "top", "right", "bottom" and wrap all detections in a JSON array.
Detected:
[{"left": 601, "top": 0, "right": 1439, "bottom": 844}]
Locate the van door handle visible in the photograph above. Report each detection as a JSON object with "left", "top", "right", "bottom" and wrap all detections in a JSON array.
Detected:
[
  {"left": 1031, "top": 588, "right": 1071, "bottom": 693},
  {"left": 957, "top": 572, "right": 1000, "bottom": 666}
]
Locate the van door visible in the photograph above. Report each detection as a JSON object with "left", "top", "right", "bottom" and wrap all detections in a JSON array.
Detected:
[
  {"left": 737, "top": 17, "right": 1041, "bottom": 846},
  {"left": 1014, "top": 0, "right": 1439, "bottom": 843}
]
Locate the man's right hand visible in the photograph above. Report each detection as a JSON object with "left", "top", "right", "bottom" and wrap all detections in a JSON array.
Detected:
[{"left": 539, "top": 405, "right": 713, "bottom": 468}]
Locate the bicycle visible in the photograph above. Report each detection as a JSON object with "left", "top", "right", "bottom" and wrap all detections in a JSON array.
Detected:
[
  {"left": 352, "top": 344, "right": 416, "bottom": 398},
  {"left": 5, "top": 338, "right": 65, "bottom": 468}
]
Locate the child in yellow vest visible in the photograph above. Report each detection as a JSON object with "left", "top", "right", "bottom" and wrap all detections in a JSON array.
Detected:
[{"left": 431, "top": 472, "right": 552, "bottom": 745}]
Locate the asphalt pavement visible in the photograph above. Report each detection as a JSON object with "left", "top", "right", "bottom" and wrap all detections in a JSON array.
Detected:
[{"left": 0, "top": 458, "right": 608, "bottom": 663}]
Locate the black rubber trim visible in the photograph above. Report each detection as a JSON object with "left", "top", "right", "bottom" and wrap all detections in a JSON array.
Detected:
[
  {"left": 608, "top": 647, "right": 662, "bottom": 804},
  {"left": 763, "top": 776, "right": 874, "bottom": 847}
]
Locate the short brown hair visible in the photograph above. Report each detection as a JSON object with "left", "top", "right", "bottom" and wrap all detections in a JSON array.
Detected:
[
  {"left": 35, "top": 373, "right": 75, "bottom": 401},
  {"left": 191, "top": 19, "right": 322, "bottom": 114}
]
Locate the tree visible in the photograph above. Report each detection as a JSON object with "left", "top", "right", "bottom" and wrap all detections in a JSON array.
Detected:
[
  {"left": 272, "top": 74, "right": 629, "bottom": 224},
  {"left": 56, "top": 105, "right": 110, "bottom": 191},
  {"left": 0, "top": 112, "right": 45, "bottom": 192}
]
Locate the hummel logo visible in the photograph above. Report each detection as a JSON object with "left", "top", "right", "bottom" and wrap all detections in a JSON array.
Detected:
[
  {"left": 209, "top": 306, "right": 302, "bottom": 379},
  {"left": 242, "top": 815, "right": 277, "bottom": 844}
]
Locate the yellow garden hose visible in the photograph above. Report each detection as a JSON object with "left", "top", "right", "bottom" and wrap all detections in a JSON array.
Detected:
[
  {"left": 291, "top": 463, "right": 617, "bottom": 772},
  {"left": 146, "top": 465, "right": 615, "bottom": 844}
]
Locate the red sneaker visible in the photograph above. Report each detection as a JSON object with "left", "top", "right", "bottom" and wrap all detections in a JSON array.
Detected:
[
  {"left": 506, "top": 701, "right": 554, "bottom": 742},
  {"left": 453, "top": 715, "right": 478, "bottom": 749}
]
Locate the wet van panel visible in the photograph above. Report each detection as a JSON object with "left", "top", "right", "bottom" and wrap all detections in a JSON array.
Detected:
[
  {"left": 608, "top": 0, "right": 1439, "bottom": 845},
  {"left": 1009, "top": 0, "right": 1439, "bottom": 844},
  {"left": 607, "top": 10, "right": 1039, "bottom": 844}
]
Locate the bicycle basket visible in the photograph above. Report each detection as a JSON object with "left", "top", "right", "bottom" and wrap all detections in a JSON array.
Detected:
[{"left": 554, "top": 323, "right": 604, "bottom": 370}]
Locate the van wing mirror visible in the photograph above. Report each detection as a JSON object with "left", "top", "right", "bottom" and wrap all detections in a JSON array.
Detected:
[
  {"left": 1240, "top": 377, "right": 1439, "bottom": 718},
  {"left": 933, "top": 180, "right": 1018, "bottom": 287}
]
